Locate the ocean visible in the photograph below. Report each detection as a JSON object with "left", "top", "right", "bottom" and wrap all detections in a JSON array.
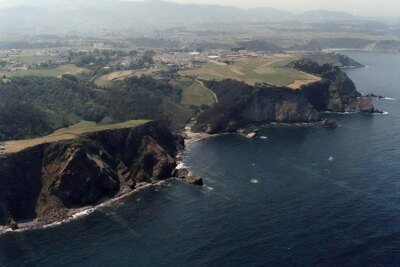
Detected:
[{"left": 0, "top": 51, "right": 399, "bottom": 267}]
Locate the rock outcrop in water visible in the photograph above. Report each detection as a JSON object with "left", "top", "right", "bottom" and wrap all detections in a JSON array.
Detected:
[
  {"left": 193, "top": 80, "right": 320, "bottom": 134},
  {"left": 0, "top": 121, "right": 183, "bottom": 228}
]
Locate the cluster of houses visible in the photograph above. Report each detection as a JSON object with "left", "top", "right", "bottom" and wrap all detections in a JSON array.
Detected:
[
  {"left": 155, "top": 52, "right": 207, "bottom": 69},
  {"left": 0, "top": 48, "right": 70, "bottom": 72},
  {"left": 154, "top": 49, "right": 269, "bottom": 70}
]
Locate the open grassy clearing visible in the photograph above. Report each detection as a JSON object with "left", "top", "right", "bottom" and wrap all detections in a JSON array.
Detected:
[
  {"left": 181, "top": 55, "right": 320, "bottom": 88},
  {"left": 4, "top": 119, "right": 149, "bottom": 154},
  {"left": 95, "top": 69, "right": 157, "bottom": 87},
  {"left": 180, "top": 79, "right": 217, "bottom": 107},
  {"left": 0, "top": 64, "right": 90, "bottom": 78}
]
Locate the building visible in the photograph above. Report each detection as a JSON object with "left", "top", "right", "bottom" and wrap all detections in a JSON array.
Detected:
[{"left": 93, "top": 43, "right": 105, "bottom": 49}]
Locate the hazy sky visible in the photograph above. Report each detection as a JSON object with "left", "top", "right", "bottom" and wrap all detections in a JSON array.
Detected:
[
  {"left": 0, "top": 0, "right": 399, "bottom": 17},
  {"left": 169, "top": 0, "right": 400, "bottom": 17}
]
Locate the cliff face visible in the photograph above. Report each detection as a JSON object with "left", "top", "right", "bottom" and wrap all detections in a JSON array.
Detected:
[
  {"left": 0, "top": 121, "right": 182, "bottom": 226},
  {"left": 240, "top": 88, "right": 319, "bottom": 123},
  {"left": 193, "top": 80, "right": 319, "bottom": 134},
  {"left": 301, "top": 70, "right": 375, "bottom": 113}
]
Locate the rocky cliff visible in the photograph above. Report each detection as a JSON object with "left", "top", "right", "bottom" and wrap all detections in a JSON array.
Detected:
[
  {"left": 300, "top": 53, "right": 364, "bottom": 68},
  {"left": 192, "top": 61, "right": 374, "bottom": 134},
  {"left": 0, "top": 121, "right": 183, "bottom": 228},
  {"left": 301, "top": 69, "right": 375, "bottom": 113},
  {"left": 193, "top": 80, "right": 319, "bottom": 134}
]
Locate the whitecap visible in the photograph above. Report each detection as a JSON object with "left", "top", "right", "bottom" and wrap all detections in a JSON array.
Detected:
[
  {"left": 373, "top": 111, "right": 389, "bottom": 115},
  {"left": 381, "top": 97, "right": 396, "bottom": 101},
  {"left": 259, "top": 136, "right": 268, "bottom": 139},
  {"left": 329, "top": 156, "right": 334, "bottom": 161},
  {"left": 250, "top": 179, "right": 259, "bottom": 184}
]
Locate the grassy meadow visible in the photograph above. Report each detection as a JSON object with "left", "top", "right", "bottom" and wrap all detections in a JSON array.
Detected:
[
  {"left": 181, "top": 55, "right": 319, "bottom": 88},
  {"left": 0, "top": 64, "right": 90, "bottom": 78},
  {"left": 4, "top": 119, "right": 150, "bottom": 154},
  {"left": 95, "top": 69, "right": 158, "bottom": 87},
  {"left": 180, "top": 79, "right": 217, "bottom": 107}
]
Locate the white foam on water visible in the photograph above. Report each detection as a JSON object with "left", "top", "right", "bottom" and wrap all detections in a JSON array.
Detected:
[
  {"left": 381, "top": 97, "right": 396, "bottom": 101},
  {"left": 259, "top": 136, "right": 268, "bottom": 139},
  {"left": 329, "top": 156, "right": 334, "bottom": 161},
  {"left": 72, "top": 208, "right": 95, "bottom": 219},
  {"left": 373, "top": 111, "right": 389, "bottom": 115},
  {"left": 1, "top": 181, "right": 170, "bottom": 234},
  {"left": 250, "top": 179, "right": 259, "bottom": 184}
]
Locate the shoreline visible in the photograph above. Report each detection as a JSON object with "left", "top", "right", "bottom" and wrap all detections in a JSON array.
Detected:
[
  {"left": 1, "top": 124, "right": 214, "bottom": 236},
  {"left": 0, "top": 179, "right": 174, "bottom": 235},
  {"left": 1, "top": 115, "right": 377, "bottom": 235},
  {"left": 183, "top": 125, "right": 214, "bottom": 145}
]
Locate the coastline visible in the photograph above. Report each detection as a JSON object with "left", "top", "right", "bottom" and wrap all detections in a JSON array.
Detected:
[
  {"left": 0, "top": 115, "right": 371, "bottom": 235},
  {"left": 0, "top": 124, "right": 214, "bottom": 236},
  {"left": 0, "top": 180, "right": 174, "bottom": 235},
  {"left": 183, "top": 125, "right": 214, "bottom": 145}
]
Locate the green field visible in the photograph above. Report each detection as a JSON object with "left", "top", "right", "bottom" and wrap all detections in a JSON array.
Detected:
[
  {"left": 5, "top": 119, "right": 150, "bottom": 154},
  {"left": 181, "top": 56, "right": 319, "bottom": 88},
  {"left": 53, "top": 119, "right": 150, "bottom": 135},
  {"left": 0, "top": 64, "right": 90, "bottom": 78},
  {"left": 180, "top": 79, "right": 217, "bottom": 107},
  {"left": 95, "top": 69, "right": 157, "bottom": 87}
]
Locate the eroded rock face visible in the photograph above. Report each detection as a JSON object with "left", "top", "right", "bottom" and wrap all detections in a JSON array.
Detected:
[
  {"left": 0, "top": 146, "right": 44, "bottom": 225},
  {"left": 37, "top": 141, "right": 120, "bottom": 218},
  {"left": 241, "top": 89, "right": 319, "bottom": 124},
  {"left": 301, "top": 70, "right": 374, "bottom": 113},
  {"left": 193, "top": 82, "right": 320, "bottom": 134},
  {"left": 132, "top": 136, "right": 176, "bottom": 184},
  {"left": 0, "top": 121, "right": 182, "bottom": 225}
]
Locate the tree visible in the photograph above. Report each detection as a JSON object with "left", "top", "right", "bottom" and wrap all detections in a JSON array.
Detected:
[{"left": 129, "top": 50, "right": 138, "bottom": 57}]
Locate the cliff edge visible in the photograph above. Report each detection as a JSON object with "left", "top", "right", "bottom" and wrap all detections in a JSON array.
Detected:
[
  {"left": 192, "top": 80, "right": 319, "bottom": 134},
  {"left": 0, "top": 121, "right": 183, "bottom": 228},
  {"left": 293, "top": 59, "right": 375, "bottom": 113}
]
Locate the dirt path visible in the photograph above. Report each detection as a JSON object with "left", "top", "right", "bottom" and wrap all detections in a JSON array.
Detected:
[{"left": 196, "top": 79, "right": 218, "bottom": 103}]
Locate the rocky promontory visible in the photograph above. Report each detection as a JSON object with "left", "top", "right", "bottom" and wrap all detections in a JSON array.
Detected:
[
  {"left": 293, "top": 59, "right": 375, "bottom": 113},
  {"left": 0, "top": 121, "right": 184, "bottom": 229},
  {"left": 193, "top": 79, "right": 320, "bottom": 134},
  {"left": 191, "top": 59, "right": 374, "bottom": 134},
  {"left": 301, "top": 68, "right": 374, "bottom": 113}
]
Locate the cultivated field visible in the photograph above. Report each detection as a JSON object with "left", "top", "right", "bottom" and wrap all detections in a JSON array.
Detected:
[
  {"left": 0, "top": 64, "right": 90, "bottom": 78},
  {"left": 181, "top": 55, "right": 320, "bottom": 88},
  {"left": 4, "top": 119, "right": 149, "bottom": 154}
]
